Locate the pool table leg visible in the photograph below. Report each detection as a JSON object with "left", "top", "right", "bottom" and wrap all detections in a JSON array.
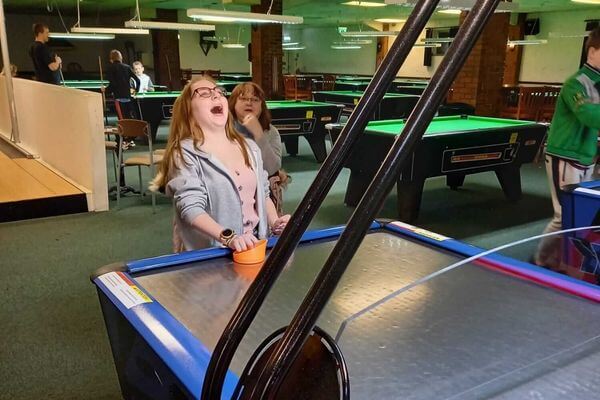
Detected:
[
  {"left": 345, "top": 170, "right": 370, "bottom": 206},
  {"left": 306, "top": 136, "right": 328, "bottom": 162},
  {"left": 396, "top": 178, "right": 425, "bottom": 223},
  {"left": 495, "top": 165, "right": 522, "bottom": 201},
  {"left": 446, "top": 173, "right": 466, "bottom": 190},
  {"left": 282, "top": 136, "right": 299, "bottom": 157}
]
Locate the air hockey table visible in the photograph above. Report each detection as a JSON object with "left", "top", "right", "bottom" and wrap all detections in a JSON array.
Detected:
[
  {"left": 561, "top": 179, "right": 600, "bottom": 284},
  {"left": 92, "top": 221, "right": 600, "bottom": 399}
]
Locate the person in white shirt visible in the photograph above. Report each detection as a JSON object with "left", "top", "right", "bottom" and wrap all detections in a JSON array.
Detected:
[{"left": 132, "top": 61, "right": 154, "bottom": 93}]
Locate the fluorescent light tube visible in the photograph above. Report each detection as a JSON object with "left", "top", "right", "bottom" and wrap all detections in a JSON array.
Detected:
[
  {"left": 341, "top": 31, "right": 400, "bottom": 37},
  {"left": 507, "top": 39, "right": 548, "bottom": 45},
  {"left": 72, "top": 26, "right": 149, "bottom": 35},
  {"left": 331, "top": 45, "right": 362, "bottom": 49},
  {"left": 125, "top": 20, "right": 215, "bottom": 31},
  {"left": 343, "top": 1, "right": 387, "bottom": 6},
  {"left": 187, "top": 8, "right": 303, "bottom": 24},
  {"left": 49, "top": 32, "right": 115, "bottom": 40}
]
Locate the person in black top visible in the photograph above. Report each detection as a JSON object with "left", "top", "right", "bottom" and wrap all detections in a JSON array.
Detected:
[
  {"left": 29, "top": 23, "right": 61, "bottom": 84},
  {"left": 103, "top": 49, "right": 140, "bottom": 120}
]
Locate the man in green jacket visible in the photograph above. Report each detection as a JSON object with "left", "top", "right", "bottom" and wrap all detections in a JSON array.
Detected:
[{"left": 535, "top": 27, "right": 600, "bottom": 270}]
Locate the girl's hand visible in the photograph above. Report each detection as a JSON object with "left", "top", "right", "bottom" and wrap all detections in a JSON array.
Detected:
[
  {"left": 271, "top": 214, "right": 290, "bottom": 235},
  {"left": 242, "top": 113, "right": 263, "bottom": 140},
  {"left": 227, "top": 232, "right": 259, "bottom": 252}
]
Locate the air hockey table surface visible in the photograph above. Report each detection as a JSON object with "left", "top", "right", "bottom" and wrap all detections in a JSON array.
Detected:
[{"left": 93, "top": 221, "right": 600, "bottom": 399}]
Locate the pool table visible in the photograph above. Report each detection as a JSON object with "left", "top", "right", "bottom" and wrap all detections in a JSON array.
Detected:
[
  {"left": 313, "top": 90, "right": 420, "bottom": 120},
  {"left": 219, "top": 74, "right": 252, "bottom": 82},
  {"left": 134, "top": 91, "right": 181, "bottom": 141},
  {"left": 133, "top": 83, "right": 243, "bottom": 141},
  {"left": 331, "top": 78, "right": 428, "bottom": 93},
  {"left": 62, "top": 79, "right": 108, "bottom": 92},
  {"left": 389, "top": 84, "right": 427, "bottom": 95},
  {"left": 328, "top": 115, "right": 547, "bottom": 222},
  {"left": 92, "top": 221, "right": 600, "bottom": 400},
  {"left": 266, "top": 100, "right": 343, "bottom": 162}
]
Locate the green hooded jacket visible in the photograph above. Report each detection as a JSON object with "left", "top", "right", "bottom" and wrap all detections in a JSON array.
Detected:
[{"left": 546, "top": 63, "right": 600, "bottom": 165}]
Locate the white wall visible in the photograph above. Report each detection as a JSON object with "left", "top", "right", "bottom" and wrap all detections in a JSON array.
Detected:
[
  {"left": 179, "top": 24, "right": 251, "bottom": 73},
  {"left": 520, "top": 8, "right": 600, "bottom": 83},
  {"left": 4, "top": 12, "right": 154, "bottom": 77},
  {"left": 282, "top": 18, "right": 457, "bottom": 78},
  {"left": 392, "top": 18, "right": 457, "bottom": 78}
]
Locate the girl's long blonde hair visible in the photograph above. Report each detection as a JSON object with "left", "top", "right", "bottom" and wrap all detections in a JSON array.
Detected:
[{"left": 150, "top": 76, "right": 251, "bottom": 192}]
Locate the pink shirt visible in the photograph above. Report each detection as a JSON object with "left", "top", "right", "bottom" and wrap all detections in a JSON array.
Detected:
[{"left": 231, "top": 165, "right": 259, "bottom": 235}]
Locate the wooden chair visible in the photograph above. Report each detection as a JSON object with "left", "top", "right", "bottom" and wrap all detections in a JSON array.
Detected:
[
  {"left": 322, "top": 74, "right": 336, "bottom": 91},
  {"left": 181, "top": 68, "right": 192, "bottom": 87},
  {"left": 296, "top": 76, "right": 313, "bottom": 99},
  {"left": 116, "top": 119, "right": 163, "bottom": 212},
  {"left": 204, "top": 69, "right": 221, "bottom": 79},
  {"left": 536, "top": 86, "right": 561, "bottom": 122},
  {"left": 283, "top": 75, "right": 311, "bottom": 100},
  {"left": 500, "top": 86, "right": 544, "bottom": 121},
  {"left": 104, "top": 126, "right": 119, "bottom": 181}
]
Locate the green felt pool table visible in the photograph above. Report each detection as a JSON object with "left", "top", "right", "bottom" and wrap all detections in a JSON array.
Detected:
[
  {"left": 132, "top": 95, "right": 342, "bottom": 160},
  {"left": 134, "top": 83, "right": 243, "bottom": 140},
  {"left": 62, "top": 79, "right": 109, "bottom": 92},
  {"left": 313, "top": 90, "right": 420, "bottom": 120},
  {"left": 266, "top": 100, "right": 343, "bottom": 162},
  {"left": 328, "top": 115, "right": 548, "bottom": 222},
  {"left": 133, "top": 91, "right": 181, "bottom": 141}
]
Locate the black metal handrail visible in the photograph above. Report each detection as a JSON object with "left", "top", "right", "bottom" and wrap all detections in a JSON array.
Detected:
[
  {"left": 245, "top": 0, "right": 503, "bottom": 398},
  {"left": 201, "top": 1, "right": 441, "bottom": 398}
]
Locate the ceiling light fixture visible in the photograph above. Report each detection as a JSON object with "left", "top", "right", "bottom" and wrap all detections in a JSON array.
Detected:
[
  {"left": 343, "top": 1, "right": 387, "bottom": 7},
  {"left": 384, "top": 0, "right": 517, "bottom": 12},
  {"left": 70, "top": 0, "right": 148, "bottom": 36},
  {"left": 331, "top": 45, "right": 362, "bottom": 49},
  {"left": 438, "top": 9, "right": 462, "bottom": 14},
  {"left": 125, "top": 0, "right": 215, "bottom": 31},
  {"left": 507, "top": 39, "right": 548, "bottom": 46},
  {"left": 421, "top": 37, "right": 454, "bottom": 43},
  {"left": 222, "top": 43, "right": 245, "bottom": 48},
  {"left": 341, "top": 30, "right": 400, "bottom": 37},
  {"left": 222, "top": 26, "right": 245, "bottom": 49},
  {"left": 548, "top": 32, "right": 589, "bottom": 38},
  {"left": 374, "top": 18, "right": 406, "bottom": 23},
  {"left": 124, "top": 20, "right": 215, "bottom": 31},
  {"left": 72, "top": 27, "right": 149, "bottom": 35},
  {"left": 187, "top": 8, "right": 303, "bottom": 24},
  {"left": 282, "top": 42, "right": 300, "bottom": 46},
  {"left": 49, "top": 32, "right": 115, "bottom": 40},
  {"left": 570, "top": 0, "right": 600, "bottom": 3},
  {"left": 334, "top": 39, "right": 373, "bottom": 45},
  {"left": 414, "top": 43, "right": 442, "bottom": 48},
  {"left": 283, "top": 46, "right": 306, "bottom": 50}
]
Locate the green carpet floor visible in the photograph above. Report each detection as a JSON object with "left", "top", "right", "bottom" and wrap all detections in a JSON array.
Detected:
[{"left": 0, "top": 129, "right": 553, "bottom": 400}]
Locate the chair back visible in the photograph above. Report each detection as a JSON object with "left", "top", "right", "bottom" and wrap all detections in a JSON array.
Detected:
[
  {"left": 322, "top": 74, "right": 336, "bottom": 91},
  {"left": 284, "top": 75, "right": 298, "bottom": 99},
  {"left": 117, "top": 119, "right": 150, "bottom": 140},
  {"left": 537, "top": 86, "right": 561, "bottom": 122},
  {"left": 500, "top": 86, "right": 544, "bottom": 121},
  {"left": 205, "top": 69, "right": 221, "bottom": 79},
  {"left": 181, "top": 68, "right": 192, "bottom": 87},
  {"left": 517, "top": 87, "right": 544, "bottom": 120}
]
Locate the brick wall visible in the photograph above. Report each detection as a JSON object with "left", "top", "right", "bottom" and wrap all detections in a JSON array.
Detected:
[
  {"left": 449, "top": 12, "right": 509, "bottom": 116},
  {"left": 251, "top": 0, "right": 283, "bottom": 99}
]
